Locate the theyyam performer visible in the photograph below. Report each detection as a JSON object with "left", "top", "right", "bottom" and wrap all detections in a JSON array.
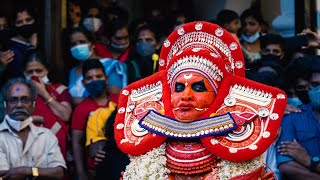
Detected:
[{"left": 114, "top": 21, "right": 287, "bottom": 179}]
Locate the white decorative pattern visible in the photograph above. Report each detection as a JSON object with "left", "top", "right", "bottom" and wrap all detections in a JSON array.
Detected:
[
  {"left": 277, "top": 94, "right": 286, "bottom": 99},
  {"left": 165, "top": 31, "right": 234, "bottom": 69},
  {"left": 177, "top": 27, "right": 185, "bottom": 35},
  {"left": 159, "top": 59, "right": 165, "bottom": 66},
  {"left": 235, "top": 61, "right": 243, "bottom": 69},
  {"left": 164, "top": 39, "right": 170, "bottom": 48},
  {"left": 167, "top": 55, "right": 223, "bottom": 91},
  {"left": 118, "top": 107, "right": 125, "bottom": 113},
  {"left": 195, "top": 22, "right": 203, "bottom": 30},
  {"left": 229, "top": 42, "right": 238, "bottom": 50},
  {"left": 224, "top": 96, "right": 236, "bottom": 106},
  {"left": 131, "top": 81, "right": 162, "bottom": 101},
  {"left": 122, "top": 90, "right": 129, "bottom": 95},
  {"left": 230, "top": 85, "right": 273, "bottom": 106},
  {"left": 263, "top": 131, "right": 270, "bottom": 138},
  {"left": 249, "top": 144, "right": 257, "bottom": 150},
  {"left": 131, "top": 119, "right": 148, "bottom": 137},
  {"left": 229, "top": 148, "right": 237, "bottom": 153},
  {"left": 257, "top": 108, "right": 269, "bottom": 117},
  {"left": 215, "top": 28, "right": 224, "bottom": 37},
  {"left": 126, "top": 102, "right": 135, "bottom": 112},
  {"left": 270, "top": 113, "right": 279, "bottom": 120},
  {"left": 192, "top": 48, "right": 202, "bottom": 52},
  {"left": 210, "top": 52, "right": 219, "bottom": 58},
  {"left": 116, "top": 123, "right": 124, "bottom": 130}
]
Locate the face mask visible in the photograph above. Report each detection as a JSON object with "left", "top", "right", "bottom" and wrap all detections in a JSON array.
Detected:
[
  {"left": 241, "top": 32, "right": 260, "bottom": 43},
  {"left": 136, "top": 42, "right": 156, "bottom": 57},
  {"left": 15, "top": 24, "right": 36, "bottom": 39},
  {"left": 5, "top": 115, "right": 33, "bottom": 132},
  {"left": 83, "top": 17, "right": 103, "bottom": 33},
  {"left": 261, "top": 54, "right": 281, "bottom": 61},
  {"left": 110, "top": 42, "right": 129, "bottom": 52},
  {"left": 287, "top": 97, "right": 303, "bottom": 107},
  {"left": 41, "top": 75, "right": 49, "bottom": 84},
  {"left": 296, "top": 90, "right": 310, "bottom": 104},
  {"left": 85, "top": 80, "right": 107, "bottom": 97},
  {"left": 308, "top": 85, "right": 320, "bottom": 110},
  {"left": 70, "top": 44, "right": 92, "bottom": 61},
  {"left": 0, "top": 28, "right": 12, "bottom": 42},
  {"left": 25, "top": 75, "right": 50, "bottom": 84}
]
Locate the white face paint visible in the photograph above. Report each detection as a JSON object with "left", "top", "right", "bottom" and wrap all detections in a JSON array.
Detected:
[{"left": 183, "top": 73, "right": 193, "bottom": 86}]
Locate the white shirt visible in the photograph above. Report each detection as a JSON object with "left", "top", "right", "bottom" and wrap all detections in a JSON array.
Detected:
[{"left": 0, "top": 119, "right": 66, "bottom": 170}]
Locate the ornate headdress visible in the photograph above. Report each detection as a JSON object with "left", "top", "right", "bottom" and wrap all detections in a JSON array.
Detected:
[{"left": 159, "top": 22, "right": 245, "bottom": 93}]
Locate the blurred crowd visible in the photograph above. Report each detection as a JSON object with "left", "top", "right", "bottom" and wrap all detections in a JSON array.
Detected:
[{"left": 0, "top": 1, "right": 320, "bottom": 180}]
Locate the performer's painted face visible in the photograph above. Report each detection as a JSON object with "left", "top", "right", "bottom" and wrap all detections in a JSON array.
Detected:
[{"left": 171, "top": 72, "right": 215, "bottom": 122}]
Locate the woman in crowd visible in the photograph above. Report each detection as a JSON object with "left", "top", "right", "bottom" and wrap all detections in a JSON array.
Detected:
[
  {"left": 94, "top": 19, "right": 132, "bottom": 62},
  {"left": 68, "top": 27, "right": 126, "bottom": 105},
  {"left": 23, "top": 51, "right": 72, "bottom": 158},
  {"left": 240, "top": 8, "right": 265, "bottom": 65}
]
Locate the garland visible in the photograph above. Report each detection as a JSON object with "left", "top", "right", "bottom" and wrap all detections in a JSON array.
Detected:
[{"left": 123, "top": 143, "right": 265, "bottom": 180}]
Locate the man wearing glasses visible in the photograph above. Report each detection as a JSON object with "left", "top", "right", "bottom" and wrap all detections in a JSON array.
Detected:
[{"left": 0, "top": 78, "right": 66, "bottom": 179}]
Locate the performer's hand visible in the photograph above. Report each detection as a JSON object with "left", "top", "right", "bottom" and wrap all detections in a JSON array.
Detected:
[{"left": 278, "top": 139, "right": 311, "bottom": 167}]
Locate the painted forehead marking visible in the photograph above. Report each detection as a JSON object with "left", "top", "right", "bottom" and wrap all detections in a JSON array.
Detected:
[{"left": 15, "top": 87, "right": 21, "bottom": 91}]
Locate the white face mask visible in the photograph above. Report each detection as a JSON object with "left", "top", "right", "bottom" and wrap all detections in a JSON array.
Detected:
[
  {"left": 83, "top": 17, "right": 102, "bottom": 32},
  {"left": 110, "top": 42, "right": 129, "bottom": 51},
  {"left": 5, "top": 115, "right": 33, "bottom": 132},
  {"left": 241, "top": 32, "right": 260, "bottom": 43},
  {"left": 25, "top": 75, "right": 50, "bottom": 84},
  {"left": 41, "top": 75, "right": 49, "bottom": 84}
]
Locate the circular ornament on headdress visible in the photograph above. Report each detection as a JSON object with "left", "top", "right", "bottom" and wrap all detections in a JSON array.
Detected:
[{"left": 159, "top": 21, "right": 244, "bottom": 77}]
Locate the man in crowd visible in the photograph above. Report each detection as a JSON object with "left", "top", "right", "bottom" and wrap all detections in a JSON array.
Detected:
[
  {"left": 71, "top": 59, "right": 116, "bottom": 180},
  {"left": 277, "top": 61, "right": 320, "bottom": 179},
  {"left": 0, "top": 77, "right": 65, "bottom": 179}
]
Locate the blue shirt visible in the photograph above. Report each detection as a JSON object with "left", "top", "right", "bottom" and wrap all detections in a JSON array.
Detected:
[{"left": 276, "top": 104, "right": 320, "bottom": 166}]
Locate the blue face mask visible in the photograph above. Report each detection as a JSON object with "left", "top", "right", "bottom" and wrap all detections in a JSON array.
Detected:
[
  {"left": 136, "top": 42, "right": 156, "bottom": 57},
  {"left": 70, "top": 44, "right": 92, "bottom": 61},
  {"left": 85, "top": 80, "right": 107, "bottom": 97},
  {"left": 241, "top": 32, "right": 260, "bottom": 43},
  {"left": 287, "top": 97, "right": 303, "bottom": 107},
  {"left": 308, "top": 85, "right": 320, "bottom": 110}
]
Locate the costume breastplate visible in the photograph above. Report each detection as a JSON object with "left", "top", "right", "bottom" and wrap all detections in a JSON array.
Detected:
[{"left": 166, "top": 140, "right": 220, "bottom": 175}]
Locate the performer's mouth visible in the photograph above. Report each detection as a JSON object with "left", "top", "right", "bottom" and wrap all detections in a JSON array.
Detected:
[
  {"left": 179, "top": 106, "right": 192, "bottom": 111},
  {"left": 175, "top": 104, "right": 194, "bottom": 111}
]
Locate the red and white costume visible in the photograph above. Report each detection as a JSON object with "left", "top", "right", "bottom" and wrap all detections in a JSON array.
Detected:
[{"left": 114, "top": 22, "right": 287, "bottom": 179}]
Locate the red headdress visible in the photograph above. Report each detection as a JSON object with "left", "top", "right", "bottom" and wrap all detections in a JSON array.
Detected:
[{"left": 114, "top": 21, "right": 287, "bottom": 162}]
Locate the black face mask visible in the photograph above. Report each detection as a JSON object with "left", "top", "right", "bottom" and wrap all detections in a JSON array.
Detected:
[
  {"left": 296, "top": 90, "right": 310, "bottom": 104},
  {"left": 15, "top": 24, "right": 36, "bottom": 39},
  {"left": 0, "top": 28, "right": 12, "bottom": 43},
  {"left": 261, "top": 54, "right": 281, "bottom": 61},
  {"left": 85, "top": 80, "right": 108, "bottom": 97}
]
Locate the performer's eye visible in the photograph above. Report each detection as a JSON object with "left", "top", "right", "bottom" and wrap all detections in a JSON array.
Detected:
[
  {"left": 175, "top": 82, "right": 185, "bottom": 92},
  {"left": 192, "top": 80, "right": 207, "bottom": 92}
]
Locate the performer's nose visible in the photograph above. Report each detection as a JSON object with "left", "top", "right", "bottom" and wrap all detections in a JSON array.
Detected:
[{"left": 181, "top": 88, "right": 193, "bottom": 101}]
